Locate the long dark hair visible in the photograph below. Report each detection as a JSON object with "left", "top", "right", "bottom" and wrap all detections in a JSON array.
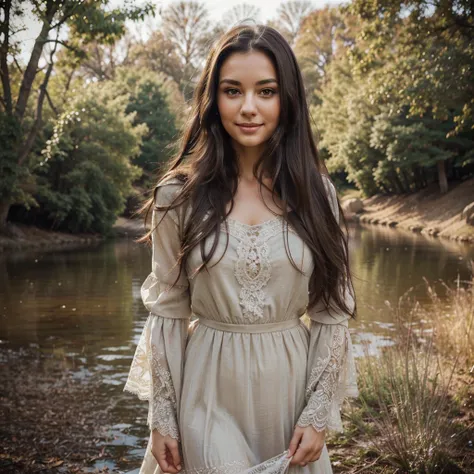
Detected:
[{"left": 139, "top": 24, "right": 356, "bottom": 319}]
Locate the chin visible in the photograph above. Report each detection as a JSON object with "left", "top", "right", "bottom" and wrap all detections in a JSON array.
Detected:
[{"left": 232, "top": 133, "right": 268, "bottom": 146}]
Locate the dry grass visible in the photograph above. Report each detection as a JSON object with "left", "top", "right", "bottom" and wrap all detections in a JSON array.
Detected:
[
  {"left": 417, "top": 274, "right": 474, "bottom": 369},
  {"left": 339, "top": 269, "right": 474, "bottom": 473},
  {"left": 356, "top": 339, "right": 466, "bottom": 473}
]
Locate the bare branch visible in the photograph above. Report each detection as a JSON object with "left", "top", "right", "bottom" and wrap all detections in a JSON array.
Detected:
[
  {"left": 45, "top": 88, "right": 58, "bottom": 116},
  {"left": 43, "top": 38, "right": 83, "bottom": 55},
  {"left": 13, "top": 57, "right": 24, "bottom": 75}
]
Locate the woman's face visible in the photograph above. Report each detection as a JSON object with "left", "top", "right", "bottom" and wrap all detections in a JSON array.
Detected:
[{"left": 217, "top": 50, "right": 280, "bottom": 153}]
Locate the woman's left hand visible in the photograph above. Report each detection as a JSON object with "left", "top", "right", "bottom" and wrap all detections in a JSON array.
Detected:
[{"left": 287, "top": 424, "right": 326, "bottom": 467}]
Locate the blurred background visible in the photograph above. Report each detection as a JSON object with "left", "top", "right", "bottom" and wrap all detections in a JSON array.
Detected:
[{"left": 0, "top": 1, "right": 473, "bottom": 473}]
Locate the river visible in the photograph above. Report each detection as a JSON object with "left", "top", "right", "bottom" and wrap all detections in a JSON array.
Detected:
[{"left": 1, "top": 222, "right": 473, "bottom": 472}]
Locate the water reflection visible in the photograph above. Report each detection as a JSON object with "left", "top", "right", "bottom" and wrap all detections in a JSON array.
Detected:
[{"left": 0, "top": 224, "right": 472, "bottom": 472}]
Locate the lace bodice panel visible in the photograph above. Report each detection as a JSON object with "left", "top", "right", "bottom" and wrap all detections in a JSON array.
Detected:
[{"left": 186, "top": 215, "right": 313, "bottom": 324}]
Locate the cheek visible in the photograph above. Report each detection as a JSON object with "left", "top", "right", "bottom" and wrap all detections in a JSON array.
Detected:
[
  {"left": 217, "top": 96, "right": 236, "bottom": 121},
  {"left": 262, "top": 98, "right": 280, "bottom": 122},
  {"left": 262, "top": 99, "right": 280, "bottom": 131}
]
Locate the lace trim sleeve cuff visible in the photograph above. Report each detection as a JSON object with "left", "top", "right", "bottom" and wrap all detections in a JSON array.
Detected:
[{"left": 296, "top": 323, "right": 358, "bottom": 433}]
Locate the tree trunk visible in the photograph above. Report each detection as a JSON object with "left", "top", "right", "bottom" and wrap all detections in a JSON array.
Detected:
[
  {"left": 15, "top": 2, "right": 58, "bottom": 120},
  {"left": 437, "top": 160, "right": 448, "bottom": 194},
  {"left": 0, "top": 200, "right": 11, "bottom": 230},
  {"left": 0, "top": 0, "right": 13, "bottom": 113},
  {"left": 413, "top": 165, "right": 423, "bottom": 190},
  {"left": 390, "top": 168, "right": 406, "bottom": 194}
]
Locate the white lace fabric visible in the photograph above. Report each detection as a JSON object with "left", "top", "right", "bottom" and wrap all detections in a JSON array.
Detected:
[
  {"left": 124, "top": 311, "right": 189, "bottom": 441},
  {"left": 296, "top": 321, "right": 358, "bottom": 433},
  {"left": 224, "top": 217, "right": 287, "bottom": 323}
]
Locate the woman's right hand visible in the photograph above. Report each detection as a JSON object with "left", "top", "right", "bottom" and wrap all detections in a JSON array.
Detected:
[{"left": 151, "top": 429, "right": 182, "bottom": 473}]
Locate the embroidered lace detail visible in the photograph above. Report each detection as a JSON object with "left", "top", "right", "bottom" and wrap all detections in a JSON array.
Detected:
[
  {"left": 239, "top": 450, "right": 293, "bottom": 474},
  {"left": 124, "top": 318, "right": 151, "bottom": 400},
  {"left": 181, "top": 450, "right": 294, "bottom": 474},
  {"left": 123, "top": 315, "right": 181, "bottom": 439},
  {"left": 181, "top": 459, "right": 248, "bottom": 474},
  {"left": 297, "top": 325, "right": 348, "bottom": 432},
  {"left": 148, "top": 344, "right": 180, "bottom": 440},
  {"left": 222, "top": 217, "right": 284, "bottom": 322}
]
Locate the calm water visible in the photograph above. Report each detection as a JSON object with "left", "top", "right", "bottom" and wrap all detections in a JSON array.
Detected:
[{"left": 1, "top": 223, "right": 473, "bottom": 473}]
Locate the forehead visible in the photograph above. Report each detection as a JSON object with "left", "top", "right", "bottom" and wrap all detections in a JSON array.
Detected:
[{"left": 219, "top": 51, "right": 277, "bottom": 82}]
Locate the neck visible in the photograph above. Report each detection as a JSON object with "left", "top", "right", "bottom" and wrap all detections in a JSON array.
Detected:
[{"left": 233, "top": 142, "right": 266, "bottom": 182}]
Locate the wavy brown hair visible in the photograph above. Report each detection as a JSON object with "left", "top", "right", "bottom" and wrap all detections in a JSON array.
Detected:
[{"left": 138, "top": 24, "right": 356, "bottom": 319}]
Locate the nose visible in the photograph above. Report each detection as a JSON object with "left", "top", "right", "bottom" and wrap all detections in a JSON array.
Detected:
[{"left": 240, "top": 91, "right": 257, "bottom": 117}]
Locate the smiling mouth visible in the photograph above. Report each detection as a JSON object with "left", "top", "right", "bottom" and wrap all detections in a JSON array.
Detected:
[{"left": 236, "top": 124, "right": 263, "bottom": 128}]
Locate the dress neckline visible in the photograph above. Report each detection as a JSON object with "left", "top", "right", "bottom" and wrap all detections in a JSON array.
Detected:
[{"left": 225, "top": 214, "right": 284, "bottom": 229}]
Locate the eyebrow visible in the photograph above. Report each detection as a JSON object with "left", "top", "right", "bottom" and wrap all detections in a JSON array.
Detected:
[{"left": 219, "top": 78, "right": 278, "bottom": 86}]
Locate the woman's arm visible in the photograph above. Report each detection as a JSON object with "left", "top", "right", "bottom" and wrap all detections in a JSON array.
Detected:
[
  {"left": 296, "top": 176, "right": 359, "bottom": 434},
  {"left": 124, "top": 180, "right": 191, "bottom": 442}
]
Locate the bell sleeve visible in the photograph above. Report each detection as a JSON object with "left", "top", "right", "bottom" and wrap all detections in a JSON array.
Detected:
[
  {"left": 296, "top": 177, "right": 359, "bottom": 434},
  {"left": 124, "top": 181, "right": 191, "bottom": 442}
]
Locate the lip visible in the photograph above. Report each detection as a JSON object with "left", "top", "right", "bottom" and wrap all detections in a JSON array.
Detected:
[{"left": 236, "top": 123, "right": 263, "bottom": 134}]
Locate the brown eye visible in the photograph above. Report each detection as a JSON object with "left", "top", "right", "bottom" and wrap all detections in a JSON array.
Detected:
[
  {"left": 225, "top": 88, "right": 239, "bottom": 96},
  {"left": 261, "top": 88, "right": 276, "bottom": 97}
]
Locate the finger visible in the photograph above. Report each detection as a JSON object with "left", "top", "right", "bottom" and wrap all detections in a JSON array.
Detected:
[
  {"left": 294, "top": 438, "right": 314, "bottom": 465},
  {"left": 167, "top": 439, "right": 182, "bottom": 471},
  {"left": 309, "top": 445, "right": 324, "bottom": 463},
  {"left": 159, "top": 445, "right": 179, "bottom": 474},
  {"left": 287, "top": 429, "right": 303, "bottom": 458},
  {"left": 152, "top": 445, "right": 175, "bottom": 474},
  {"left": 291, "top": 443, "right": 310, "bottom": 465}
]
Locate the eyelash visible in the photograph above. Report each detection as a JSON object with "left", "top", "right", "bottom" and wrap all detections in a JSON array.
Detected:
[{"left": 224, "top": 88, "right": 277, "bottom": 97}]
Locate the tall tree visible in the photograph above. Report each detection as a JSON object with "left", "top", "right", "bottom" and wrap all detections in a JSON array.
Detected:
[
  {"left": 222, "top": 3, "right": 261, "bottom": 26},
  {"left": 349, "top": 0, "right": 474, "bottom": 135},
  {"left": 269, "top": 1, "right": 313, "bottom": 46},
  {"left": 0, "top": 0, "right": 155, "bottom": 229},
  {"left": 127, "top": 30, "right": 184, "bottom": 88},
  {"left": 294, "top": 6, "right": 357, "bottom": 105},
  {"left": 31, "top": 79, "right": 146, "bottom": 234},
  {"left": 349, "top": 0, "right": 474, "bottom": 193},
  {"left": 161, "top": 1, "right": 219, "bottom": 101}
]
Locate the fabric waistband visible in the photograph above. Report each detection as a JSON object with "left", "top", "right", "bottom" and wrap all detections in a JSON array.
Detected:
[{"left": 192, "top": 315, "right": 302, "bottom": 333}]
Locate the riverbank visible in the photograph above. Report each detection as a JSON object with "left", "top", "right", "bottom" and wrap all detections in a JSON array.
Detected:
[
  {"left": 342, "top": 177, "right": 474, "bottom": 244},
  {"left": 0, "top": 223, "right": 105, "bottom": 252},
  {"left": 0, "top": 347, "right": 114, "bottom": 473},
  {"left": 0, "top": 217, "right": 144, "bottom": 252}
]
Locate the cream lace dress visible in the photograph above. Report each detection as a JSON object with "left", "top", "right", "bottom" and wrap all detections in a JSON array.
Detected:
[{"left": 124, "top": 176, "right": 359, "bottom": 474}]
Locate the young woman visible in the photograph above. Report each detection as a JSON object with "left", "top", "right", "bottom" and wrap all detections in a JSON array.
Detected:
[{"left": 124, "top": 24, "right": 359, "bottom": 474}]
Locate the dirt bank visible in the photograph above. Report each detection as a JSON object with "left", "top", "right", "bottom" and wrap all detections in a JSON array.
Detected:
[{"left": 343, "top": 177, "right": 474, "bottom": 244}]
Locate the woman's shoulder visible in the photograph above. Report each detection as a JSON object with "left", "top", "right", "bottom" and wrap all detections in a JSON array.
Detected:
[{"left": 154, "top": 176, "right": 187, "bottom": 206}]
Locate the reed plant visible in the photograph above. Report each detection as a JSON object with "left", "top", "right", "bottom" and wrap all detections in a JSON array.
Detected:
[
  {"left": 418, "top": 273, "right": 474, "bottom": 369},
  {"left": 349, "top": 269, "right": 474, "bottom": 473}
]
